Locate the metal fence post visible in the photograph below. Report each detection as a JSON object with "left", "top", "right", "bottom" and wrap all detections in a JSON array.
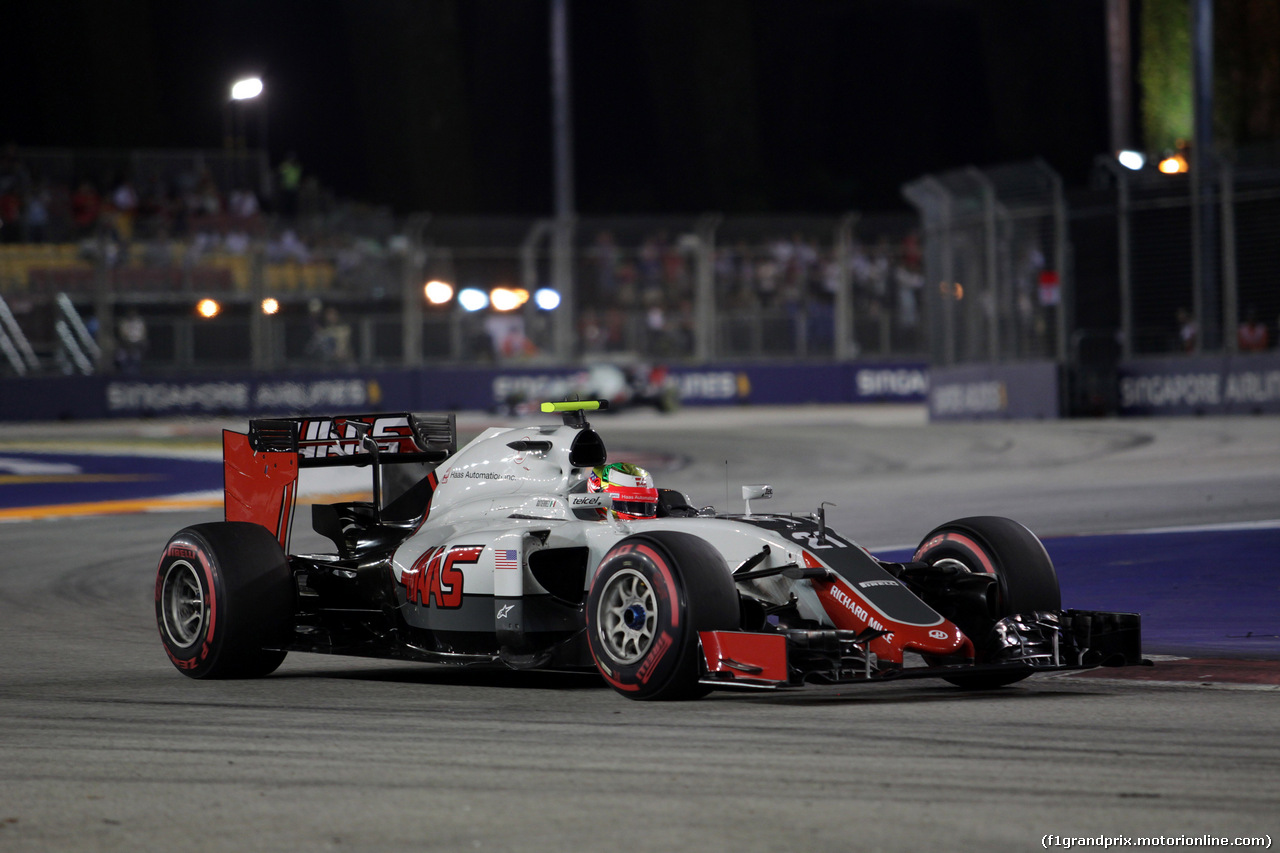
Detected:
[
  {"left": 834, "top": 213, "right": 858, "bottom": 359},
  {"left": 935, "top": 182, "right": 956, "bottom": 366},
  {"left": 902, "top": 176, "right": 955, "bottom": 365},
  {"left": 521, "top": 219, "right": 554, "bottom": 295},
  {"left": 968, "top": 168, "right": 1000, "bottom": 362},
  {"left": 551, "top": 217, "right": 576, "bottom": 361},
  {"left": 94, "top": 242, "right": 116, "bottom": 374},
  {"left": 1191, "top": 0, "right": 1219, "bottom": 352},
  {"left": 693, "top": 213, "right": 721, "bottom": 363},
  {"left": 249, "top": 248, "right": 267, "bottom": 370},
  {"left": 401, "top": 214, "right": 430, "bottom": 368},
  {"left": 1095, "top": 156, "right": 1134, "bottom": 360},
  {"left": 1046, "top": 163, "right": 1069, "bottom": 362},
  {"left": 1220, "top": 158, "right": 1238, "bottom": 353}
]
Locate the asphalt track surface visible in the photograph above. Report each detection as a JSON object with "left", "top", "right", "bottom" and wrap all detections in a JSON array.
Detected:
[{"left": 1, "top": 407, "right": 1277, "bottom": 852}]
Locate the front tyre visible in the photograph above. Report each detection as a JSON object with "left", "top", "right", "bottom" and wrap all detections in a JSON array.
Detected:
[
  {"left": 155, "top": 522, "right": 293, "bottom": 679},
  {"left": 914, "top": 516, "right": 1060, "bottom": 689},
  {"left": 586, "top": 531, "right": 739, "bottom": 700}
]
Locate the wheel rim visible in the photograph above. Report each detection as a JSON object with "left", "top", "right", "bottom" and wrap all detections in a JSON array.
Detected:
[
  {"left": 161, "top": 560, "right": 206, "bottom": 648},
  {"left": 933, "top": 556, "right": 978, "bottom": 574},
  {"left": 596, "top": 568, "right": 659, "bottom": 664}
]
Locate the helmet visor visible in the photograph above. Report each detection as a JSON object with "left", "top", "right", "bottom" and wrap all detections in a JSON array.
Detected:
[{"left": 612, "top": 500, "right": 658, "bottom": 519}]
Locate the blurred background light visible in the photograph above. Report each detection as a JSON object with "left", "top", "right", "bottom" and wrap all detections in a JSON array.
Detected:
[
  {"left": 424, "top": 280, "right": 454, "bottom": 305},
  {"left": 196, "top": 298, "right": 221, "bottom": 318},
  {"left": 534, "top": 288, "right": 561, "bottom": 310},
  {"left": 261, "top": 297, "right": 280, "bottom": 315},
  {"left": 1158, "top": 152, "right": 1188, "bottom": 174},
  {"left": 457, "top": 287, "right": 489, "bottom": 312},
  {"left": 490, "top": 287, "right": 529, "bottom": 312},
  {"left": 1117, "top": 150, "right": 1146, "bottom": 170}
]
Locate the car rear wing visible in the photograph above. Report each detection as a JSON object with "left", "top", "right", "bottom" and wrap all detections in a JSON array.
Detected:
[
  {"left": 224, "top": 412, "right": 456, "bottom": 550},
  {"left": 247, "top": 412, "right": 456, "bottom": 465}
]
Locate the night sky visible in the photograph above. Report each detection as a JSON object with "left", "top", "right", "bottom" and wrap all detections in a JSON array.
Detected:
[{"left": 3, "top": 0, "right": 1112, "bottom": 216}]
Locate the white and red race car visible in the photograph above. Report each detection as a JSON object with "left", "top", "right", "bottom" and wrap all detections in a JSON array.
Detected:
[{"left": 156, "top": 401, "right": 1143, "bottom": 699}]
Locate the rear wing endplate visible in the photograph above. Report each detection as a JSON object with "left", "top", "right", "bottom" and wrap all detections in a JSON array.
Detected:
[{"left": 224, "top": 412, "right": 456, "bottom": 549}]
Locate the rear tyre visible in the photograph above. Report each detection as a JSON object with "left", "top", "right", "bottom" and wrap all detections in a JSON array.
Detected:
[
  {"left": 156, "top": 522, "right": 293, "bottom": 679},
  {"left": 586, "top": 531, "right": 739, "bottom": 700},
  {"left": 913, "top": 516, "right": 1060, "bottom": 689}
]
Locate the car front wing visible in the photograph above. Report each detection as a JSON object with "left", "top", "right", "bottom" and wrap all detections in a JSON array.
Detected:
[{"left": 699, "top": 609, "right": 1145, "bottom": 689}]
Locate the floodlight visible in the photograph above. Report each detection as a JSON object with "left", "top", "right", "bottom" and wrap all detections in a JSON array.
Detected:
[{"left": 231, "top": 77, "right": 264, "bottom": 101}]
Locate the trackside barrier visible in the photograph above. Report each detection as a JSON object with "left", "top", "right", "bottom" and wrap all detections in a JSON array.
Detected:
[
  {"left": 7, "top": 357, "right": 1278, "bottom": 422},
  {"left": 1117, "top": 353, "right": 1280, "bottom": 416},
  {"left": 0, "top": 362, "right": 928, "bottom": 422},
  {"left": 928, "top": 361, "right": 1061, "bottom": 421}
]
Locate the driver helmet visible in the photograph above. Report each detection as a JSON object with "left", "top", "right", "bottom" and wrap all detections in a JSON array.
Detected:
[{"left": 587, "top": 462, "right": 658, "bottom": 520}]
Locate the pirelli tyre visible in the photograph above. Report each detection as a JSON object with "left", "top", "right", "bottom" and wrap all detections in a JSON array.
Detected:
[
  {"left": 913, "top": 516, "right": 1061, "bottom": 689},
  {"left": 156, "top": 522, "right": 293, "bottom": 679},
  {"left": 585, "top": 531, "right": 739, "bottom": 700}
]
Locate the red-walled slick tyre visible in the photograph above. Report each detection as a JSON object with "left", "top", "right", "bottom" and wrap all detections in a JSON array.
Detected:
[
  {"left": 914, "top": 516, "right": 1061, "bottom": 689},
  {"left": 585, "top": 531, "right": 739, "bottom": 700},
  {"left": 156, "top": 522, "right": 294, "bottom": 679}
]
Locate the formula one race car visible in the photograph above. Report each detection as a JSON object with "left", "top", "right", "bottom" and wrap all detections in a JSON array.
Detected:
[{"left": 155, "top": 401, "right": 1143, "bottom": 699}]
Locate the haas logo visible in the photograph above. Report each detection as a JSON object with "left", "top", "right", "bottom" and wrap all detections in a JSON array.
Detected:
[
  {"left": 299, "top": 416, "right": 415, "bottom": 458},
  {"left": 399, "top": 545, "right": 482, "bottom": 608}
]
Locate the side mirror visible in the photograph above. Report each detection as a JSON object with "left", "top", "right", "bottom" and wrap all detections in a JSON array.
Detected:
[{"left": 742, "top": 484, "right": 772, "bottom": 516}]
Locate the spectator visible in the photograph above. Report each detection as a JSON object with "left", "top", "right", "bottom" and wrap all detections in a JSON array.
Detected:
[
  {"left": 24, "top": 179, "right": 52, "bottom": 243},
  {"left": 603, "top": 307, "right": 626, "bottom": 351},
  {"left": 223, "top": 228, "right": 251, "bottom": 255},
  {"left": 644, "top": 292, "right": 668, "bottom": 356},
  {"left": 70, "top": 181, "right": 101, "bottom": 238},
  {"left": 579, "top": 308, "right": 605, "bottom": 354},
  {"left": 116, "top": 308, "right": 148, "bottom": 373},
  {"left": 895, "top": 263, "right": 923, "bottom": 332},
  {"left": 1237, "top": 308, "right": 1269, "bottom": 353},
  {"left": 901, "top": 229, "right": 922, "bottom": 271},
  {"left": 228, "top": 187, "right": 259, "bottom": 219},
  {"left": 188, "top": 169, "right": 222, "bottom": 217},
  {"left": 1176, "top": 307, "right": 1198, "bottom": 353},
  {"left": 0, "top": 143, "right": 31, "bottom": 199},
  {"left": 269, "top": 228, "right": 310, "bottom": 263},
  {"left": 306, "top": 305, "right": 353, "bottom": 363},
  {"left": 109, "top": 176, "right": 139, "bottom": 241},
  {"left": 135, "top": 171, "right": 170, "bottom": 235},
  {"left": 485, "top": 312, "right": 535, "bottom": 360},
  {"left": 755, "top": 253, "right": 780, "bottom": 306},
  {"left": 637, "top": 235, "right": 661, "bottom": 294},
  {"left": 587, "top": 230, "right": 619, "bottom": 307},
  {"left": 660, "top": 232, "right": 687, "bottom": 298},
  {"left": 323, "top": 307, "right": 353, "bottom": 362},
  {"left": 277, "top": 152, "right": 302, "bottom": 217},
  {"left": 0, "top": 185, "right": 19, "bottom": 243}
]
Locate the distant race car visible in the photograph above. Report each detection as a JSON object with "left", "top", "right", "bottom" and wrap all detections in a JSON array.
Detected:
[
  {"left": 156, "top": 401, "right": 1143, "bottom": 699},
  {"left": 497, "top": 363, "right": 680, "bottom": 416}
]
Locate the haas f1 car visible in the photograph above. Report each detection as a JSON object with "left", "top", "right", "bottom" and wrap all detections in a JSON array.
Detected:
[{"left": 156, "top": 402, "right": 1143, "bottom": 699}]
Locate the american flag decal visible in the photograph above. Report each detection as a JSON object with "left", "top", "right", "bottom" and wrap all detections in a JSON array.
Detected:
[{"left": 494, "top": 549, "right": 518, "bottom": 570}]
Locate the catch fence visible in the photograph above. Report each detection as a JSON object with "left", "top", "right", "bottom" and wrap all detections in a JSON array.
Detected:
[{"left": 4, "top": 145, "right": 1279, "bottom": 378}]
